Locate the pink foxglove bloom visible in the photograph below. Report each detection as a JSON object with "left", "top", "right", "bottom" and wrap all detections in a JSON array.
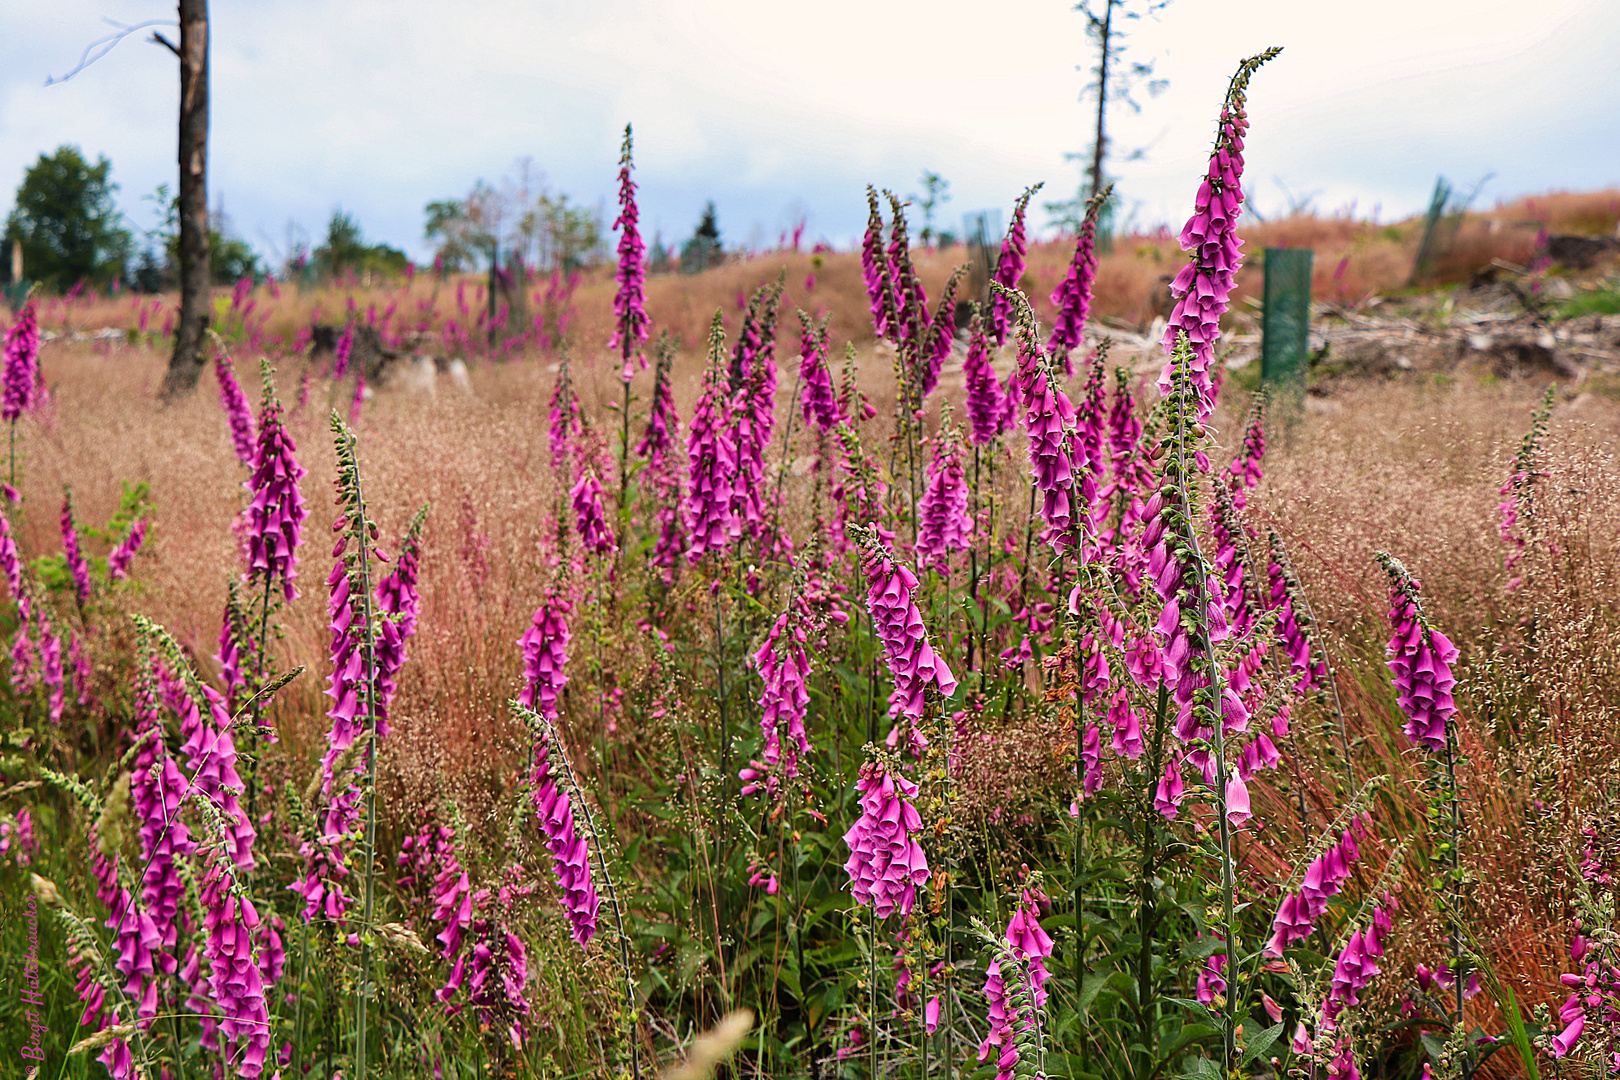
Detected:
[
  {"left": 1228, "top": 400, "right": 1266, "bottom": 508},
  {"left": 37, "top": 605, "right": 66, "bottom": 723},
  {"left": 439, "top": 886, "right": 533, "bottom": 1048},
  {"left": 0, "top": 508, "right": 22, "bottom": 599},
  {"left": 1158, "top": 54, "right": 1275, "bottom": 417},
  {"left": 349, "top": 367, "right": 365, "bottom": 422},
  {"left": 842, "top": 762, "right": 929, "bottom": 918},
  {"left": 739, "top": 607, "right": 812, "bottom": 804},
  {"left": 915, "top": 429, "right": 971, "bottom": 572},
  {"left": 1209, "top": 487, "right": 1252, "bottom": 636},
  {"left": 131, "top": 671, "right": 196, "bottom": 954},
  {"left": 886, "top": 195, "right": 928, "bottom": 345},
  {"left": 333, "top": 322, "right": 355, "bottom": 380},
  {"left": 107, "top": 517, "right": 148, "bottom": 580},
  {"left": 1264, "top": 820, "right": 1367, "bottom": 956},
  {"left": 1047, "top": 189, "right": 1108, "bottom": 372},
  {"left": 1322, "top": 897, "right": 1397, "bottom": 1026},
  {"left": 1266, "top": 537, "right": 1327, "bottom": 694},
  {"left": 861, "top": 530, "right": 958, "bottom": 720},
  {"left": 373, "top": 509, "right": 426, "bottom": 721},
  {"left": 797, "top": 318, "right": 844, "bottom": 435},
  {"left": 244, "top": 372, "right": 307, "bottom": 600},
  {"left": 547, "top": 360, "right": 584, "bottom": 467},
  {"left": 685, "top": 316, "right": 740, "bottom": 559},
  {"left": 2, "top": 298, "right": 40, "bottom": 421},
  {"left": 215, "top": 352, "right": 257, "bottom": 466},
  {"left": 199, "top": 865, "right": 272, "bottom": 1077},
  {"left": 531, "top": 723, "right": 600, "bottom": 949},
  {"left": 978, "top": 889, "right": 1054, "bottom": 1080},
  {"left": 1014, "top": 337, "right": 1084, "bottom": 549},
  {"left": 60, "top": 491, "right": 91, "bottom": 605},
  {"left": 609, "top": 125, "right": 650, "bottom": 380},
  {"left": 634, "top": 342, "right": 680, "bottom": 466},
  {"left": 1380, "top": 556, "right": 1458, "bottom": 753},
  {"left": 571, "top": 467, "right": 616, "bottom": 556},
  {"left": 919, "top": 269, "right": 963, "bottom": 398},
  {"left": 729, "top": 286, "right": 781, "bottom": 533},
  {"left": 861, "top": 188, "right": 896, "bottom": 337},
  {"left": 518, "top": 601, "right": 599, "bottom": 948},
  {"left": 988, "top": 184, "right": 1039, "bottom": 347},
  {"left": 962, "top": 316, "right": 1010, "bottom": 446},
  {"left": 519, "top": 598, "right": 572, "bottom": 715},
  {"left": 1225, "top": 768, "right": 1252, "bottom": 824}
]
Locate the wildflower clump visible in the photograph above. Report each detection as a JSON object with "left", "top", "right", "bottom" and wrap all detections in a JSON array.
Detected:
[
  {"left": 1378, "top": 554, "right": 1458, "bottom": 753},
  {"left": 842, "top": 760, "right": 929, "bottom": 919}
]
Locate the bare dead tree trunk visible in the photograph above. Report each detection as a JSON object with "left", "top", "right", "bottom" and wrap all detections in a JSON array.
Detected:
[
  {"left": 1088, "top": 0, "right": 1113, "bottom": 201},
  {"left": 161, "top": 0, "right": 210, "bottom": 399}
]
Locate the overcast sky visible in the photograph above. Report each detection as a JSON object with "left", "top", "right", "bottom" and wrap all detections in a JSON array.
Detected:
[{"left": 3, "top": 0, "right": 1617, "bottom": 266}]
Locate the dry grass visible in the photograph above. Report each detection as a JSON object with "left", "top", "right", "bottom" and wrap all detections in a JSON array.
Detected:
[
  {"left": 20, "top": 256, "right": 1620, "bottom": 1065},
  {"left": 26, "top": 188, "right": 1620, "bottom": 376}
]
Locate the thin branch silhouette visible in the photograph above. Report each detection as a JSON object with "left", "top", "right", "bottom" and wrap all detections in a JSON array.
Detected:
[{"left": 45, "top": 17, "right": 178, "bottom": 86}]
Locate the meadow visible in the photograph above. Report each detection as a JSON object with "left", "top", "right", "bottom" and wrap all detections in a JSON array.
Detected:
[{"left": 3, "top": 52, "right": 1620, "bottom": 1080}]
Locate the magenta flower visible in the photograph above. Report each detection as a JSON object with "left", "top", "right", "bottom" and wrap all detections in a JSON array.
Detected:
[
  {"left": 1228, "top": 399, "right": 1267, "bottom": 508},
  {"left": 0, "top": 507, "right": 22, "bottom": 600},
  {"left": 215, "top": 352, "right": 257, "bottom": 466},
  {"left": 886, "top": 194, "right": 929, "bottom": 347},
  {"left": 60, "top": 490, "right": 91, "bottom": 606},
  {"left": 915, "top": 427, "right": 971, "bottom": 572},
  {"left": 2, "top": 298, "right": 40, "bottom": 422},
  {"left": 729, "top": 285, "right": 781, "bottom": 534},
  {"left": 334, "top": 322, "right": 355, "bottom": 380},
  {"left": 862, "top": 188, "right": 896, "bottom": 338},
  {"left": 988, "top": 185, "right": 1040, "bottom": 347},
  {"left": 373, "top": 508, "right": 426, "bottom": 721},
  {"left": 798, "top": 317, "right": 844, "bottom": 435},
  {"left": 547, "top": 359, "right": 584, "bottom": 468},
  {"left": 1264, "top": 820, "right": 1367, "bottom": 956},
  {"left": 1047, "top": 188, "right": 1109, "bottom": 371},
  {"left": 978, "top": 889, "right": 1054, "bottom": 1080},
  {"left": 1322, "top": 896, "right": 1398, "bottom": 1027},
  {"left": 860, "top": 529, "right": 958, "bottom": 721},
  {"left": 519, "top": 598, "right": 572, "bottom": 715},
  {"left": 243, "top": 369, "right": 307, "bottom": 601},
  {"left": 199, "top": 865, "right": 272, "bottom": 1077},
  {"left": 739, "top": 599, "right": 816, "bottom": 804},
  {"left": 439, "top": 886, "right": 533, "bottom": 1048},
  {"left": 530, "top": 722, "right": 600, "bottom": 949},
  {"left": 107, "top": 517, "right": 148, "bottom": 580},
  {"left": 1380, "top": 555, "right": 1458, "bottom": 753},
  {"left": 1157, "top": 54, "right": 1276, "bottom": 417},
  {"left": 1209, "top": 487, "right": 1251, "bottom": 636},
  {"left": 962, "top": 315, "right": 1010, "bottom": 446},
  {"left": 685, "top": 315, "right": 740, "bottom": 560},
  {"left": 517, "top": 601, "right": 597, "bottom": 948},
  {"left": 131, "top": 668, "right": 196, "bottom": 953},
  {"left": 634, "top": 340, "right": 680, "bottom": 466},
  {"left": 609, "top": 125, "right": 650, "bottom": 381},
  {"left": 842, "top": 761, "right": 929, "bottom": 918},
  {"left": 571, "top": 467, "right": 616, "bottom": 557},
  {"left": 37, "top": 606, "right": 65, "bottom": 723},
  {"left": 919, "top": 268, "right": 964, "bottom": 398},
  {"left": 1266, "top": 536, "right": 1327, "bottom": 694},
  {"left": 1013, "top": 337, "right": 1084, "bottom": 549}
]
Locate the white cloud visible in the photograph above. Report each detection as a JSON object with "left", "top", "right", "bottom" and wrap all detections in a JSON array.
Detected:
[{"left": 2, "top": 0, "right": 1616, "bottom": 267}]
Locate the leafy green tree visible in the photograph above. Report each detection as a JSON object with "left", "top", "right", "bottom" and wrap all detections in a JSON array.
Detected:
[
  {"left": 680, "top": 201, "right": 722, "bottom": 274},
  {"left": 136, "top": 183, "right": 258, "bottom": 288},
  {"left": 5, "top": 145, "right": 132, "bottom": 292},
  {"left": 313, "top": 210, "right": 407, "bottom": 279}
]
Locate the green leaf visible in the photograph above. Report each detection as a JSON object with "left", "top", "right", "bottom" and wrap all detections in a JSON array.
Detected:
[
  {"left": 1239, "top": 1020, "right": 1286, "bottom": 1069},
  {"left": 1497, "top": 987, "right": 1541, "bottom": 1080}
]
